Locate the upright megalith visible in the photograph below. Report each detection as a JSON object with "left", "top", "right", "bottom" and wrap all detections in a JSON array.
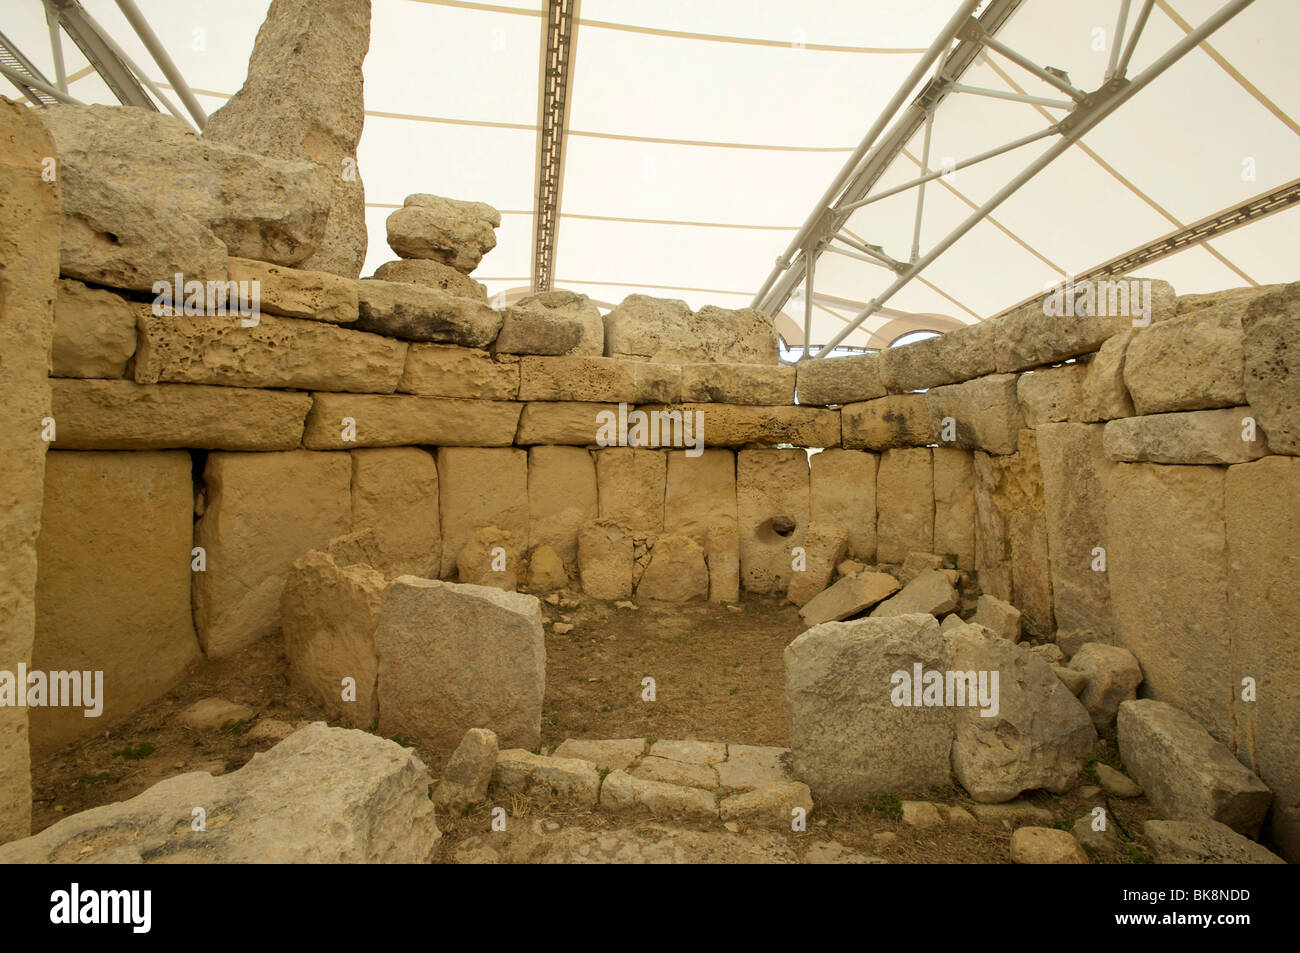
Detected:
[
  {"left": 0, "top": 97, "right": 60, "bottom": 844},
  {"left": 205, "top": 0, "right": 372, "bottom": 278}
]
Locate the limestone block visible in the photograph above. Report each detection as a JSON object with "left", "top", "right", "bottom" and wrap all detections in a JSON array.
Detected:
[
  {"left": 505, "top": 290, "right": 603, "bottom": 355},
  {"left": 436, "top": 448, "right": 528, "bottom": 579},
  {"left": 600, "top": 770, "right": 719, "bottom": 820},
  {"left": 841, "top": 394, "right": 931, "bottom": 450},
  {"left": 350, "top": 447, "right": 440, "bottom": 578},
  {"left": 50, "top": 379, "right": 310, "bottom": 451},
  {"left": 878, "top": 322, "right": 997, "bottom": 393},
  {"left": 875, "top": 448, "right": 933, "bottom": 564},
  {"left": 398, "top": 344, "right": 518, "bottom": 400},
  {"left": 604, "top": 295, "right": 779, "bottom": 365},
  {"left": 527, "top": 545, "right": 568, "bottom": 592},
  {"left": 1125, "top": 305, "right": 1246, "bottom": 414},
  {"left": 354, "top": 278, "right": 503, "bottom": 346},
  {"left": 551, "top": 738, "right": 646, "bottom": 773},
  {"left": 434, "top": 728, "right": 498, "bottom": 815},
  {"left": 386, "top": 194, "right": 500, "bottom": 273},
  {"left": 796, "top": 353, "right": 885, "bottom": 406},
  {"left": 799, "top": 572, "right": 901, "bottom": 627},
  {"left": 1067, "top": 642, "right": 1142, "bottom": 729},
  {"left": 595, "top": 448, "right": 665, "bottom": 533},
  {"left": 635, "top": 404, "right": 838, "bottom": 448},
  {"left": 493, "top": 750, "right": 601, "bottom": 808},
  {"left": 705, "top": 522, "right": 741, "bottom": 603},
  {"left": 577, "top": 519, "right": 635, "bottom": 600},
  {"left": 194, "top": 450, "right": 353, "bottom": 657},
  {"left": 527, "top": 446, "right": 597, "bottom": 565},
  {"left": 1241, "top": 283, "right": 1300, "bottom": 454},
  {"left": 51, "top": 279, "right": 135, "bottom": 378},
  {"left": 1010, "top": 827, "right": 1089, "bottom": 864},
  {"left": 515, "top": 402, "right": 613, "bottom": 446},
  {"left": 870, "top": 570, "right": 958, "bottom": 619},
  {"left": 1016, "top": 363, "right": 1087, "bottom": 426},
  {"left": 786, "top": 522, "right": 849, "bottom": 607},
  {"left": 737, "top": 449, "right": 809, "bottom": 594},
  {"left": 376, "top": 577, "right": 543, "bottom": 752},
  {"left": 970, "top": 594, "right": 1021, "bottom": 643},
  {"left": 681, "top": 363, "right": 795, "bottom": 404},
  {"left": 663, "top": 449, "right": 736, "bottom": 545},
  {"left": 932, "top": 447, "right": 975, "bottom": 570},
  {"left": 1102, "top": 407, "right": 1268, "bottom": 464},
  {"left": 810, "top": 448, "right": 877, "bottom": 562},
  {"left": 456, "top": 527, "right": 523, "bottom": 590},
  {"left": 637, "top": 535, "right": 709, "bottom": 603},
  {"left": 925, "top": 374, "right": 1024, "bottom": 455},
  {"left": 32, "top": 452, "right": 200, "bottom": 755},
  {"left": 1078, "top": 330, "right": 1136, "bottom": 422},
  {"left": 225, "top": 257, "right": 359, "bottom": 323},
  {"left": 719, "top": 782, "right": 813, "bottom": 828},
  {"left": 1144, "top": 819, "right": 1286, "bottom": 865},
  {"left": 303, "top": 393, "right": 521, "bottom": 449},
  {"left": 517, "top": 355, "right": 679, "bottom": 403},
  {"left": 373, "top": 258, "right": 487, "bottom": 301}
]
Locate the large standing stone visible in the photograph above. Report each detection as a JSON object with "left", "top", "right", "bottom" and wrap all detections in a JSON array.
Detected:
[
  {"left": 39, "top": 104, "right": 330, "bottom": 284},
  {"left": 194, "top": 451, "right": 352, "bottom": 657},
  {"left": 1124, "top": 304, "right": 1246, "bottom": 414},
  {"left": 875, "top": 448, "right": 933, "bottom": 564},
  {"left": 1241, "top": 283, "right": 1300, "bottom": 454},
  {"left": 281, "top": 550, "right": 387, "bottom": 728},
  {"left": 1102, "top": 407, "right": 1268, "bottom": 464},
  {"left": 375, "top": 577, "right": 544, "bottom": 752},
  {"left": 32, "top": 452, "right": 200, "bottom": 755},
  {"left": 1118, "top": 700, "right": 1272, "bottom": 837},
  {"left": 810, "top": 449, "right": 877, "bottom": 561},
  {"left": 637, "top": 536, "right": 709, "bottom": 603},
  {"left": 204, "top": 0, "right": 371, "bottom": 277},
  {"left": 303, "top": 393, "right": 521, "bottom": 449},
  {"left": 1104, "top": 463, "right": 1231, "bottom": 742},
  {"left": 596, "top": 448, "right": 665, "bottom": 533},
  {"left": 932, "top": 447, "right": 975, "bottom": 570},
  {"left": 796, "top": 353, "right": 885, "bottom": 406},
  {"left": 663, "top": 449, "right": 736, "bottom": 545},
  {"left": 737, "top": 449, "right": 809, "bottom": 594},
  {"left": 398, "top": 344, "right": 518, "bottom": 399},
  {"left": 386, "top": 194, "right": 500, "bottom": 273},
  {"left": 946, "top": 623, "right": 1096, "bottom": 802},
  {"left": 51, "top": 279, "right": 136, "bottom": 378},
  {"left": 786, "top": 615, "right": 954, "bottom": 800},
  {"left": 604, "top": 296, "right": 779, "bottom": 364},
  {"left": 577, "top": 519, "right": 635, "bottom": 600},
  {"left": 1225, "top": 455, "right": 1300, "bottom": 860},
  {"left": 354, "top": 279, "right": 503, "bottom": 346},
  {"left": 840, "top": 394, "right": 931, "bottom": 450},
  {"left": 497, "top": 290, "right": 603, "bottom": 356},
  {"left": 436, "top": 448, "right": 527, "bottom": 579},
  {"left": 350, "top": 447, "right": 440, "bottom": 578},
  {"left": 0, "top": 98, "right": 58, "bottom": 843},
  {"left": 0, "top": 724, "right": 440, "bottom": 863},
  {"left": 527, "top": 446, "right": 597, "bottom": 566},
  {"left": 925, "top": 374, "right": 1024, "bottom": 455}
]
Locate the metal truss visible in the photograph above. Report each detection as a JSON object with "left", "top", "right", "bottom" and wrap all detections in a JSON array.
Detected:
[
  {"left": 532, "top": 0, "right": 581, "bottom": 293},
  {"left": 752, "top": 0, "right": 1258, "bottom": 358}
]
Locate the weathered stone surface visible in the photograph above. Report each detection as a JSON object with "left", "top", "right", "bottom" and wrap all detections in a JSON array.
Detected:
[
  {"left": 901, "top": 800, "right": 944, "bottom": 829},
  {"left": 1067, "top": 643, "right": 1142, "bottom": 729},
  {"left": 875, "top": 448, "right": 933, "bottom": 564},
  {"left": 870, "top": 569, "right": 958, "bottom": 619},
  {"left": 705, "top": 522, "right": 741, "bottom": 603},
  {"left": 135, "top": 310, "right": 406, "bottom": 393},
  {"left": 1035, "top": 423, "right": 1113, "bottom": 654},
  {"left": 971, "top": 593, "right": 1021, "bottom": 643},
  {"left": 552, "top": 738, "right": 646, "bottom": 772},
  {"left": 810, "top": 449, "right": 877, "bottom": 562},
  {"left": 194, "top": 450, "right": 352, "bottom": 656},
  {"left": 897, "top": 552, "right": 945, "bottom": 586},
  {"left": 180, "top": 698, "right": 255, "bottom": 731},
  {"left": 1078, "top": 330, "right": 1136, "bottom": 422},
  {"left": 0, "top": 724, "right": 440, "bottom": 863},
  {"left": 1104, "top": 464, "right": 1231, "bottom": 742},
  {"left": 40, "top": 104, "right": 330, "bottom": 281},
  {"left": 720, "top": 782, "right": 813, "bottom": 828},
  {"left": 1125, "top": 305, "right": 1245, "bottom": 414},
  {"left": 398, "top": 344, "right": 518, "bottom": 399},
  {"left": 52, "top": 279, "right": 135, "bottom": 378},
  {"left": 504, "top": 290, "right": 603, "bottom": 355},
  {"left": 604, "top": 295, "right": 779, "bottom": 365},
  {"left": 518, "top": 355, "right": 678, "bottom": 403},
  {"left": 1103, "top": 407, "right": 1268, "bottom": 464},
  {"left": 637, "top": 535, "right": 709, "bottom": 603},
  {"left": 527, "top": 545, "right": 568, "bottom": 592},
  {"left": 50, "top": 379, "right": 310, "bottom": 451},
  {"left": 373, "top": 258, "right": 487, "bottom": 301},
  {"left": 786, "top": 614, "right": 955, "bottom": 800},
  {"left": 932, "top": 447, "right": 975, "bottom": 570},
  {"left": 1017, "top": 363, "right": 1086, "bottom": 426},
  {"left": 494, "top": 749, "right": 600, "bottom": 808},
  {"left": 456, "top": 527, "right": 523, "bottom": 590},
  {"left": 515, "top": 402, "right": 613, "bottom": 445},
  {"left": 386, "top": 194, "right": 500, "bottom": 273},
  {"left": 281, "top": 550, "right": 386, "bottom": 729},
  {"left": 787, "top": 522, "right": 849, "bottom": 607},
  {"left": 204, "top": 0, "right": 371, "bottom": 277},
  {"left": 1226, "top": 455, "right": 1300, "bottom": 860},
  {"left": 649, "top": 739, "right": 727, "bottom": 764},
  {"left": 1144, "top": 819, "right": 1286, "bottom": 864},
  {"left": 663, "top": 449, "right": 736, "bottom": 547},
  {"left": 596, "top": 448, "right": 665, "bottom": 532},
  {"left": 1118, "top": 700, "right": 1272, "bottom": 837},
  {"left": 633, "top": 403, "right": 838, "bottom": 448},
  {"left": 796, "top": 353, "right": 885, "bottom": 406},
  {"left": 1010, "top": 827, "right": 1089, "bottom": 864},
  {"left": 682, "top": 363, "right": 795, "bottom": 405},
  {"left": 304, "top": 393, "right": 521, "bottom": 449},
  {"left": 32, "top": 452, "right": 200, "bottom": 755},
  {"left": 376, "top": 577, "right": 543, "bottom": 751},
  {"left": 434, "top": 728, "right": 498, "bottom": 816},
  {"left": 354, "top": 279, "right": 503, "bottom": 346},
  {"left": 454, "top": 819, "right": 797, "bottom": 864},
  {"left": 925, "top": 374, "right": 1024, "bottom": 455},
  {"left": 799, "top": 572, "right": 901, "bottom": 627},
  {"left": 1095, "top": 763, "right": 1142, "bottom": 798},
  {"left": 841, "top": 394, "right": 931, "bottom": 450},
  {"left": 493, "top": 308, "right": 584, "bottom": 355},
  {"left": 879, "top": 322, "right": 997, "bottom": 393},
  {"left": 527, "top": 446, "right": 597, "bottom": 565},
  {"left": 349, "top": 447, "right": 440, "bottom": 578},
  {"left": 600, "top": 770, "right": 718, "bottom": 820},
  {"left": 435, "top": 447, "right": 527, "bottom": 579},
  {"left": 1053, "top": 665, "right": 1088, "bottom": 696},
  {"left": 716, "top": 745, "right": 793, "bottom": 790},
  {"left": 225, "top": 257, "right": 359, "bottom": 323},
  {"left": 1241, "top": 283, "right": 1300, "bottom": 455},
  {"left": 630, "top": 756, "right": 718, "bottom": 790},
  {"left": 577, "top": 519, "right": 635, "bottom": 600},
  {"left": 0, "top": 98, "right": 58, "bottom": 843},
  {"left": 737, "top": 449, "right": 809, "bottom": 594},
  {"left": 946, "top": 623, "right": 1096, "bottom": 802},
  {"left": 968, "top": 800, "right": 1054, "bottom": 828}
]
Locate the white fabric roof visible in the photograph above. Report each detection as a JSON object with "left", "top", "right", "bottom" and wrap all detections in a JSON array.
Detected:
[{"left": 6, "top": 0, "right": 1297, "bottom": 348}]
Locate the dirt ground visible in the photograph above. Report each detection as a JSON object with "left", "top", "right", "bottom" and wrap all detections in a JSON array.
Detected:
[{"left": 29, "top": 593, "right": 1162, "bottom": 863}]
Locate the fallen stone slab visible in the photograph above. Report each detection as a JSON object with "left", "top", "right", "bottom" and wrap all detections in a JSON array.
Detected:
[
  {"left": 599, "top": 770, "right": 718, "bottom": 821},
  {"left": 225, "top": 257, "right": 359, "bottom": 323},
  {"left": 786, "top": 522, "right": 849, "bottom": 607},
  {"left": 552, "top": 738, "right": 647, "bottom": 773},
  {"left": 302, "top": 393, "right": 521, "bottom": 448},
  {"left": 799, "top": 572, "right": 901, "bottom": 627},
  {"left": 354, "top": 278, "right": 503, "bottom": 346},
  {"left": 50, "top": 379, "right": 310, "bottom": 451},
  {"left": 1143, "top": 819, "right": 1286, "bottom": 864},
  {"left": 434, "top": 728, "right": 499, "bottom": 816},
  {"left": 1102, "top": 407, "right": 1268, "bottom": 464},
  {"left": 493, "top": 749, "right": 601, "bottom": 808},
  {"left": 1010, "top": 826, "right": 1089, "bottom": 864},
  {"left": 386, "top": 193, "right": 500, "bottom": 272},
  {"left": 869, "top": 569, "right": 958, "bottom": 619},
  {"left": 0, "top": 724, "right": 440, "bottom": 863},
  {"left": 901, "top": 800, "right": 945, "bottom": 829},
  {"left": 1067, "top": 642, "right": 1143, "bottom": 729},
  {"left": 720, "top": 782, "right": 813, "bottom": 828},
  {"left": 971, "top": 593, "right": 1021, "bottom": 642},
  {"left": 630, "top": 756, "right": 718, "bottom": 790},
  {"left": 1095, "top": 763, "right": 1142, "bottom": 798},
  {"left": 968, "top": 800, "right": 1055, "bottom": 829},
  {"left": 1118, "top": 699, "right": 1272, "bottom": 836}
]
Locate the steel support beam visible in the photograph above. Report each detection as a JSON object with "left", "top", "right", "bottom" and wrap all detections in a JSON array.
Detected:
[
  {"left": 0, "top": 31, "right": 61, "bottom": 105},
  {"left": 114, "top": 0, "right": 207, "bottom": 128},
  {"left": 531, "top": 0, "right": 581, "bottom": 293},
  {"left": 48, "top": 0, "right": 155, "bottom": 110}
]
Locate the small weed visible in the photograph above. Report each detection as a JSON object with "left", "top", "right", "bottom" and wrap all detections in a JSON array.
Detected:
[
  {"left": 387, "top": 734, "right": 414, "bottom": 748},
  {"left": 1123, "top": 843, "right": 1153, "bottom": 865},
  {"left": 113, "top": 742, "right": 155, "bottom": 760},
  {"left": 597, "top": 767, "right": 610, "bottom": 783},
  {"left": 728, "top": 687, "right": 739, "bottom": 696},
  {"left": 864, "top": 793, "right": 903, "bottom": 819},
  {"left": 645, "top": 736, "right": 658, "bottom": 748},
  {"left": 1081, "top": 842, "right": 1099, "bottom": 861},
  {"left": 220, "top": 718, "right": 249, "bottom": 735},
  {"left": 76, "top": 772, "right": 113, "bottom": 787}
]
